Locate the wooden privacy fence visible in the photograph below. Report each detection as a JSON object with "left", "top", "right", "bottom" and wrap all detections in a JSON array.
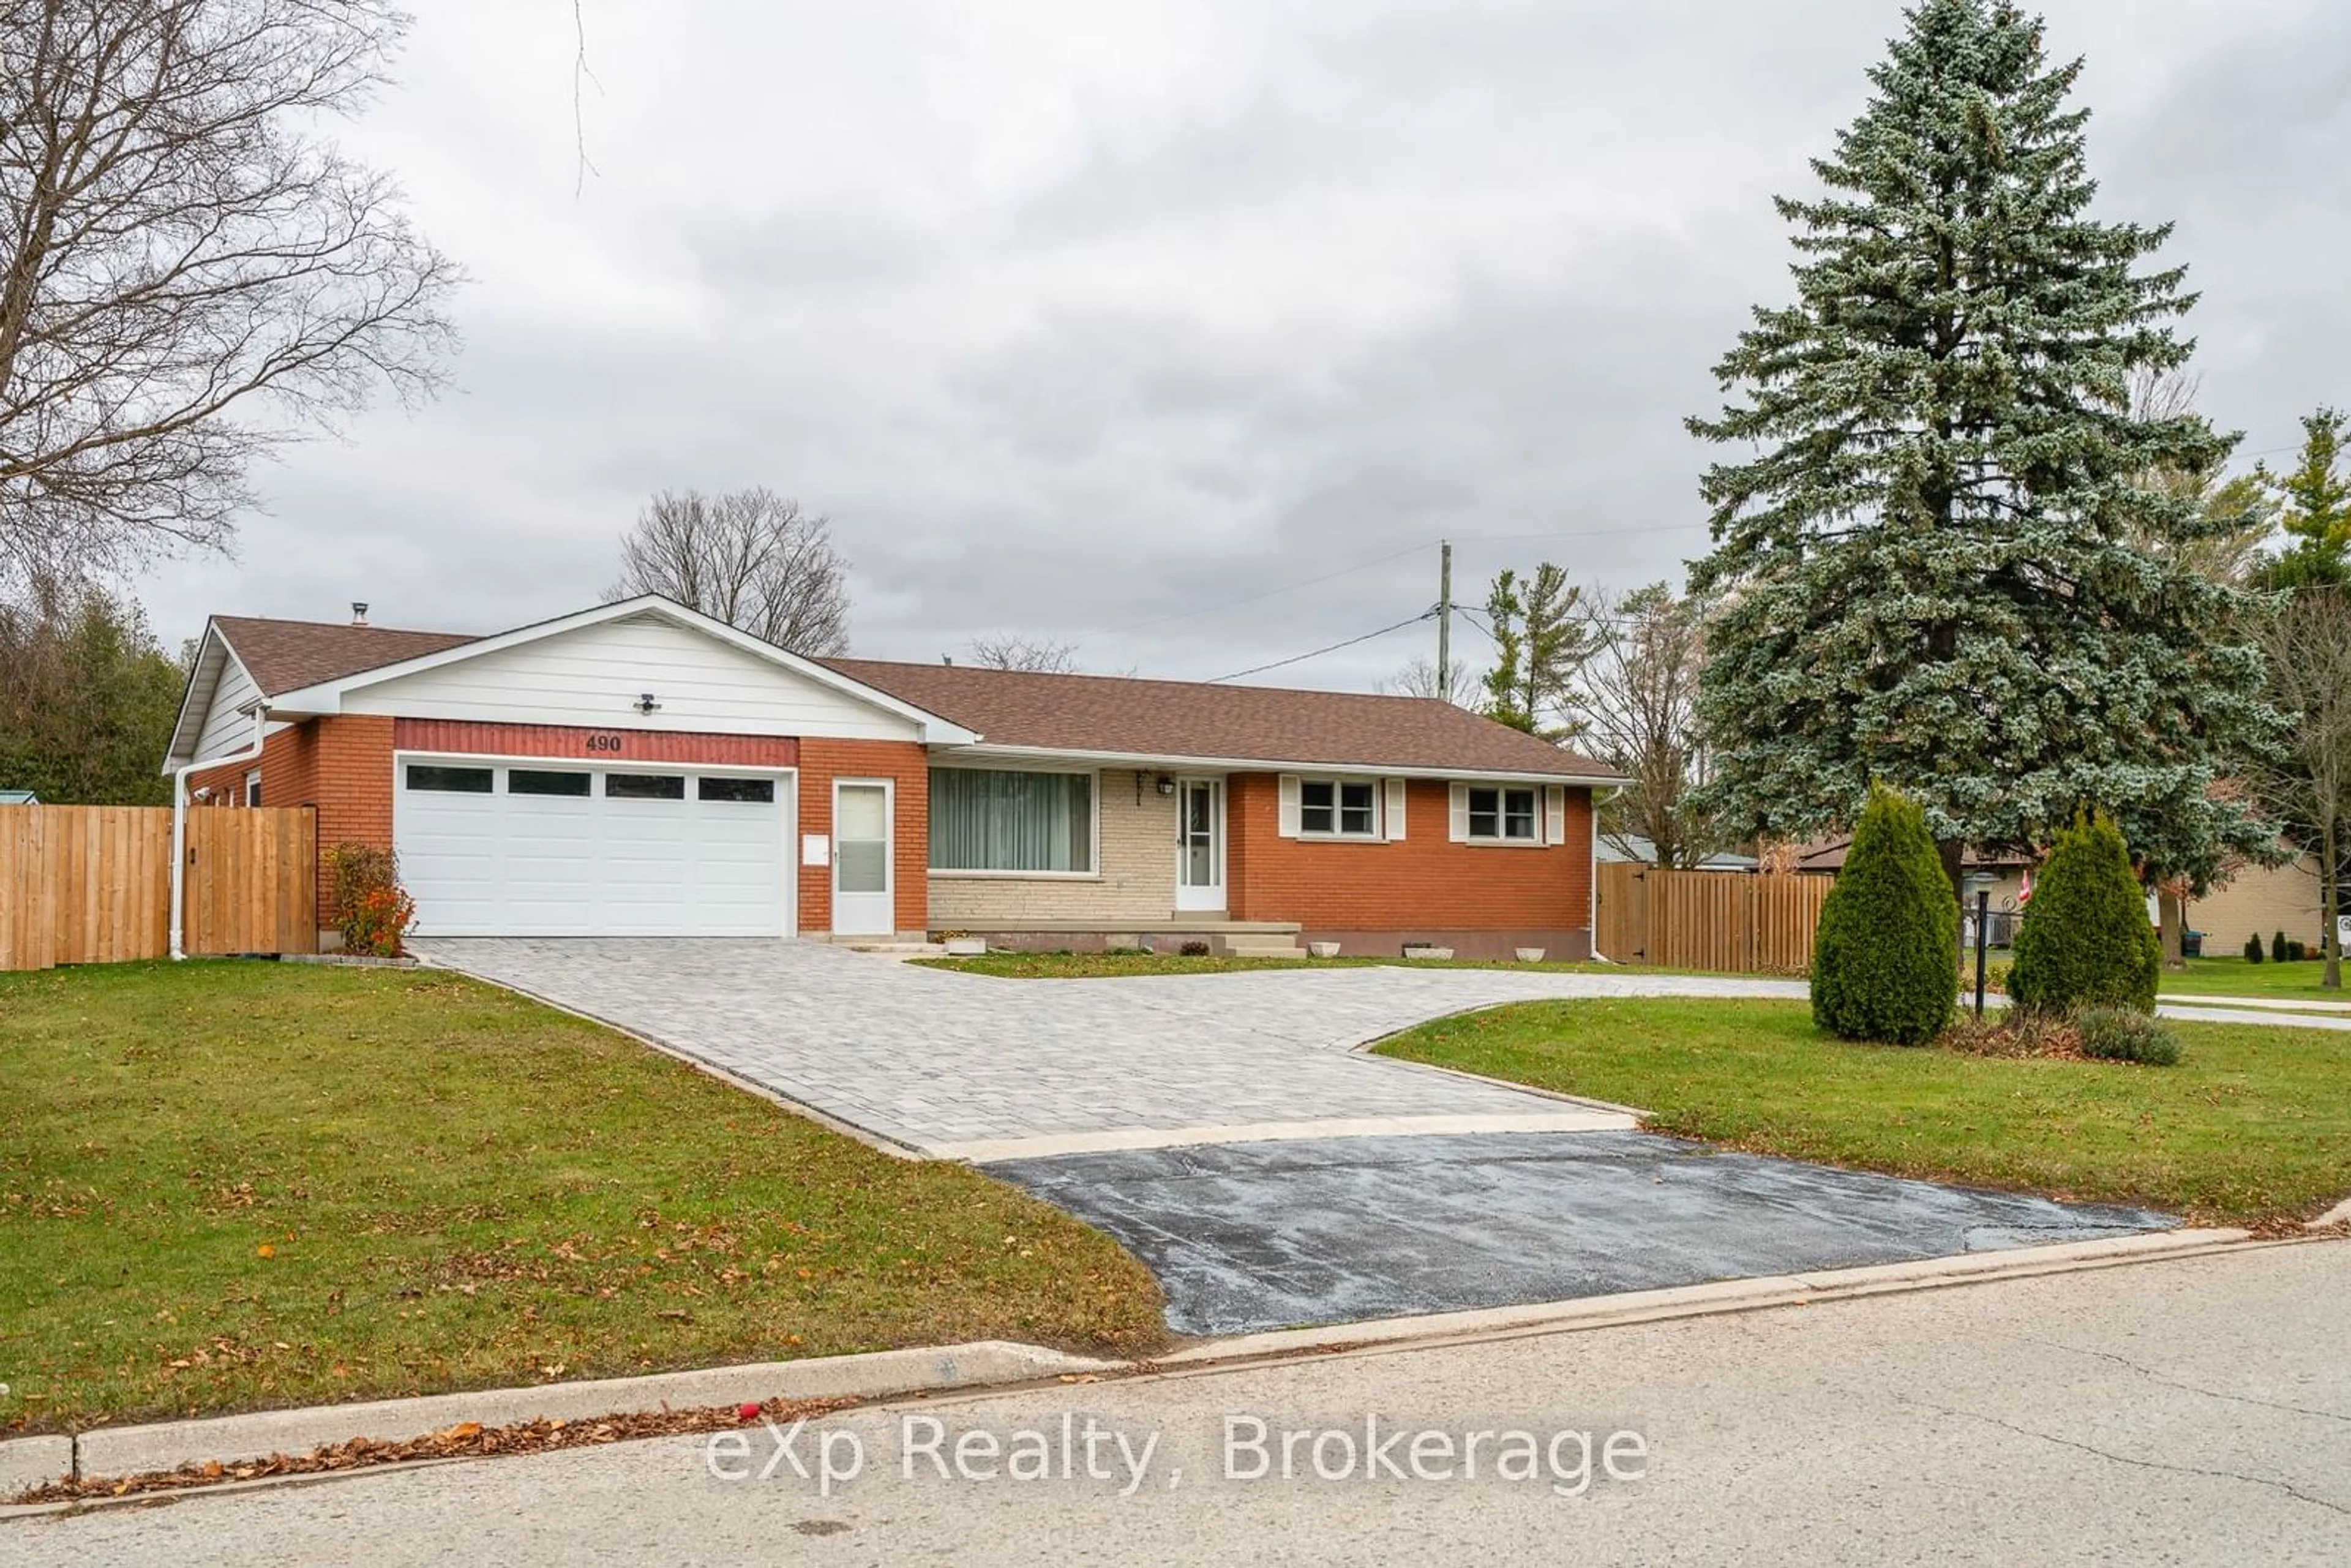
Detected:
[
  {"left": 0, "top": 805, "right": 317, "bottom": 972},
  {"left": 1595, "top": 862, "right": 1835, "bottom": 974}
]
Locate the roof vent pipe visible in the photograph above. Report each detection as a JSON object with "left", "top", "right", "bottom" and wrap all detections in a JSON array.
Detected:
[{"left": 350, "top": 602, "right": 369, "bottom": 626}]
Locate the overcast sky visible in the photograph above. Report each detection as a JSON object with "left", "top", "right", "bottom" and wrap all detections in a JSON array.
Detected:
[{"left": 133, "top": 0, "right": 2351, "bottom": 689}]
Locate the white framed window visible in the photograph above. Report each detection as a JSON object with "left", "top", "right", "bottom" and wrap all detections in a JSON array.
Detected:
[
  {"left": 1466, "top": 785, "right": 1540, "bottom": 843},
  {"left": 244, "top": 770, "right": 261, "bottom": 808},
  {"left": 929, "top": 767, "right": 1095, "bottom": 874},
  {"left": 1299, "top": 776, "right": 1381, "bottom": 839}
]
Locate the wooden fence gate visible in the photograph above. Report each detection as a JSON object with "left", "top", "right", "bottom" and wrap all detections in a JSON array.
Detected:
[
  {"left": 0, "top": 805, "right": 317, "bottom": 972},
  {"left": 1595, "top": 862, "right": 1834, "bottom": 974}
]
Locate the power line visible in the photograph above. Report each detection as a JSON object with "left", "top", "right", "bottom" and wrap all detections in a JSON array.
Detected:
[
  {"left": 1078, "top": 520, "right": 1719, "bottom": 645},
  {"left": 1075, "top": 541, "right": 1432, "bottom": 640},
  {"left": 1207, "top": 610, "right": 1438, "bottom": 684}
]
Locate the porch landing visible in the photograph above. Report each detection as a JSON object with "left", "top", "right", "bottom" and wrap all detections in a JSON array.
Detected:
[{"left": 932, "top": 918, "right": 1307, "bottom": 958}]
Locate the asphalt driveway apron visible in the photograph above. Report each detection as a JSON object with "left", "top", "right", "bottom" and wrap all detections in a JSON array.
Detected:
[
  {"left": 416, "top": 939, "right": 2175, "bottom": 1337},
  {"left": 986, "top": 1133, "right": 2172, "bottom": 1336}
]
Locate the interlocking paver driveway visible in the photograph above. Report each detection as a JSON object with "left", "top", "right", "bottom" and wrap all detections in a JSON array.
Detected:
[{"left": 413, "top": 939, "right": 1805, "bottom": 1158}]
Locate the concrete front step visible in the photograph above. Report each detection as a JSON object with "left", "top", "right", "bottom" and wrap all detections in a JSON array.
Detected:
[{"left": 1218, "top": 937, "right": 1310, "bottom": 958}]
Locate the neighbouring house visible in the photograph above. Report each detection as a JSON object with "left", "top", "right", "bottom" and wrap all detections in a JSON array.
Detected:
[
  {"left": 165, "top": 596, "right": 1624, "bottom": 958},
  {"left": 2186, "top": 854, "right": 2332, "bottom": 955},
  {"left": 1595, "top": 834, "right": 1756, "bottom": 872},
  {"left": 1793, "top": 836, "right": 2035, "bottom": 943},
  {"left": 0, "top": 790, "right": 37, "bottom": 805}
]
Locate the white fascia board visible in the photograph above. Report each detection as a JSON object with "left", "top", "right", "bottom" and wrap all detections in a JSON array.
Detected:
[
  {"left": 261, "top": 595, "right": 980, "bottom": 745},
  {"left": 936, "top": 743, "right": 1627, "bottom": 789},
  {"left": 160, "top": 626, "right": 260, "bottom": 773}
]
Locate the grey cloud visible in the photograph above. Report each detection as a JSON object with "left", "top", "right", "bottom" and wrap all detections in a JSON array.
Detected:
[{"left": 136, "top": 0, "right": 2350, "bottom": 696}]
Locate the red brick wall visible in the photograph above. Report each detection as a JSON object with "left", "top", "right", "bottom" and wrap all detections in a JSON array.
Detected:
[
  {"left": 795, "top": 738, "right": 931, "bottom": 937},
  {"left": 187, "top": 721, "right": 929, "bottom": 938},
  {"left": 393, "top": 719, "right": 798, "bottom": 768},
  {"left": 186, "top": 718, "right": 387, "bottom": 930},
  {"left": 1226, "top": 773, "right": 1592, "bottom": 936}
]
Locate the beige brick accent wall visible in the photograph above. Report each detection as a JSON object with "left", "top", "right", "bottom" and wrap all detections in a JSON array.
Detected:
[
  {"left": 927, "top": 768, "right": 1182, "bottom": 926},
  {"left": 2189, "top": 855, "right": 2325, "bottom": 952}
]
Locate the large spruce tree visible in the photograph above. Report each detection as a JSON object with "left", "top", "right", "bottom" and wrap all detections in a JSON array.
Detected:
[{"left": 1685, "top": 0, "right": 2277, "bottom": 898}]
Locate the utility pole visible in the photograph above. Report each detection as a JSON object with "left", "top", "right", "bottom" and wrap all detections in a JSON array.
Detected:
[{"left": 1436, "top": 539, "right": 1453, "bottom": 702}]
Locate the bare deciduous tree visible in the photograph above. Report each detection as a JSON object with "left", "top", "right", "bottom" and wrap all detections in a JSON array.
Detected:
[
  {"left": 0, "top": 0, "right": 459, "bottom": 588},
  {"left": 1575, "top": 582, "right": 1722, "bottom": 869},
  {"left": 610, "top": 487, "right": 850, "bottom": 655},
  {"left": 968, "top": 633, "right": 1077, "bottom": 673},
  {"left": 1382, "top": 654, "right": 1479, "bottom": 707},
  {"left": 2248, "top": 586, "right": 2351, "bottom": 989}
]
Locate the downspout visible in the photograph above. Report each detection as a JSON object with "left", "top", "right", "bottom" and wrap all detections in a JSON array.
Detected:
[
  {"left": 1588, "top": 784, "right": 1624, "bottom": 962},
  {"left": 170, "top": 708, "right": 268, "bottom": 960}
]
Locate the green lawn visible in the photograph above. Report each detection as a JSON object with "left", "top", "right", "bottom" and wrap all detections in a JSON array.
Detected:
[
  {"left": 1375, "top": 997, "right": 2351, "bottom": 1226},
  {"left": 2159, "top": 955, "right": 2350, "bottom": 1003},
  {"left": 916, "top": 951, "right": 1732, "bottom": 981},
  {"left": 0, "top": 962, "right": 1166, "bottom": 1436}
]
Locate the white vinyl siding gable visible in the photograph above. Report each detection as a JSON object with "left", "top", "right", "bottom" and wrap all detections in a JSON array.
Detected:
[
  {"left": 192, "top": 651, "right": 286, "bottom": 760},
  {"left": 338, "top": 613, "right": 921, "bottom": 740}
]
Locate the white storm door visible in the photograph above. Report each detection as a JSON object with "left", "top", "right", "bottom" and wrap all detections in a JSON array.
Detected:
[
  {"left": 1174, "top": 778, "right": 1224, "bottom": 912},
  {"left": 832, "top": 779, "right": 895, "bottom": 936}
]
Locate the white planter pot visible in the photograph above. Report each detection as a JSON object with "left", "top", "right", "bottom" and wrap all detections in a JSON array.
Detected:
[
  {"left": 1403, "top": 945, "right": 1455, "bottom": 961},
  {"left": 1308, "top": 941, "right": 1342, "bottom": 959},
  {"left": 943, "top": 937, "right": 987, "bottom": 956},
  {"left": 1515, "top": 947, "right": 1547, "bottom": 964}
]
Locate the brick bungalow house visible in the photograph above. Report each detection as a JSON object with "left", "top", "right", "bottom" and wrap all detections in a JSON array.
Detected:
[{"left": 167, "top": 596, "right": 1622, "bottom": 958}]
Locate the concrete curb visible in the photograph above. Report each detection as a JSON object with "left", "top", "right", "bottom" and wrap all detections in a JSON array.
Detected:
[
  {"left": 2156, "top": 1001, "right": 2351, "bottom": 1032},
  {"left": 1148, "top": 1227, "right": 2265, "bottom": 1367},
  {"left": 2306, "top": 1195, "right": 2351, "bottom": 1231},
  {"left": 2163, "top": 991, "right": 2351, "bottom": 1015},
  {"left": 0, "top": 1438, "right": 70, "bottom": 1501},
  {"left": 31, "top": 1340, "right": 1117, "bottom": 1494}
]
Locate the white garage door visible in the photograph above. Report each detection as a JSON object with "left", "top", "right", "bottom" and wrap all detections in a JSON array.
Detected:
[{"left": 394, "top": 760, "right": 789, "bottom": 937}]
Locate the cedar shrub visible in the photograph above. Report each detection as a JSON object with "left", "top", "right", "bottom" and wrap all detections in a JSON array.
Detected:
[
  {"left": 2009, "top": 812, "right": 2161, "bottom": 1014},
  {"left": 1810, "top": 784, "right": 1955, "bottom": 1045}
]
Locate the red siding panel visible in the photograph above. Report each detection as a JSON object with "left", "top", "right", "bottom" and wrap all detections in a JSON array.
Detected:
[{"left": 392, "top": 719, "right": 799, "bottom": 768}]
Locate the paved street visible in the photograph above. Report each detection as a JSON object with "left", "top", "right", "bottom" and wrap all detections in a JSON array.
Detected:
[
  {"left": 12, "top": 1240, "right": 2344, "bottom": 1565},
  {"left": 413, "top": 939, "right": 1804, "bottom": 1157}
]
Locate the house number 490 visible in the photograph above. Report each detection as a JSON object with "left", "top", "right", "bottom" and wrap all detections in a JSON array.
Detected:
[{"left": 585, "top": 733, "right": 624, "bottom": 753}]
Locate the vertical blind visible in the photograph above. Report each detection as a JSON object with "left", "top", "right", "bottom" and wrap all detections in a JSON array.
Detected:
[{"left": 929, "top": 769, "right": 1093, "bottom": 872}]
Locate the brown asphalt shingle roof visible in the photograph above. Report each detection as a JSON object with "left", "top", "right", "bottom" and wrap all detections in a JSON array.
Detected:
[
  {"left": 825, "top": 658, "right": 1624, "bottom": 779},
  {"left": 212, "top": 616, "right": 478, "bottom": 696},
  {"left": 199, "top": 612, "right": 1622, "bottom": 779}
]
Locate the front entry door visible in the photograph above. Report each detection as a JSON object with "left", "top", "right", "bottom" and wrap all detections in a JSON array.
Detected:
[
  {"left": 832, "top": 780, "right": 894, "bottom": 936},
  {"left": 1174, "top": 778, "right": 1224, "bottom": 912}
]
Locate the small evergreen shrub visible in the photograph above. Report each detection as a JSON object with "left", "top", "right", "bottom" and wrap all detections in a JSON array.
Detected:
[
  {"left": 1810, "top": 784, "right": 1955, "bottom": 1046},
  {"left": 2074, "top": 1007, "right": 2183, "bottom": 1067},
  {"left": 1179, "top": 940, "right": 1210, "bottom": 957},
  {"left": 2243, "top": 932, "right": 2265, "bottom": 963},
  {"left": 2289, "top": 939, "right": 2309, "bottom": 962},
  {"left": 2272, "top": 930, "right": 2289, "bottom": 964},
  {"left": 2009, "top": 812, "right": 2160, "bottom": 1015}
]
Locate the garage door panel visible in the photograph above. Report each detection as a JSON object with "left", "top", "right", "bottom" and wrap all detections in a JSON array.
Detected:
[{"left": 395, "top": 762, "right": 787, "bottom": 938}]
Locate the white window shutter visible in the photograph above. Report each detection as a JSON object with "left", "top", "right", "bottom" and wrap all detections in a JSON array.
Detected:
[
  {"left": 1384, "top": 778, "right": 1407, "bottom": 841},
  {"left": 1545, "top": 786, "right": 1567, "bottom": 846},
  {"left": 1448, "top": 782, "right": 1470, "bottom": 842},
  {"left": 1278, "top": 775, "right": 1302, "bottom": 838}
]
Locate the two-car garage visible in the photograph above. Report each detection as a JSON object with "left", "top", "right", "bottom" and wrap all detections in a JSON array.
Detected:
[{"left": 392, "top": 758, "right": 790, "bottom": 937}]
